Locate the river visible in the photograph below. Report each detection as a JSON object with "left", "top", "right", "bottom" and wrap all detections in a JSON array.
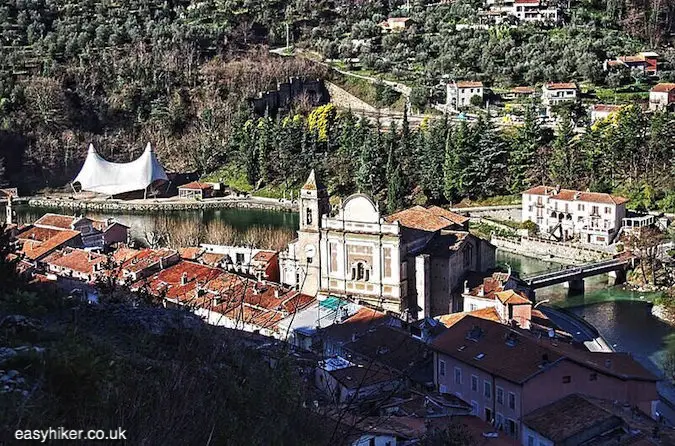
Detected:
[{"left": 10, "top": 205, "right": 675, "bottom": 396}]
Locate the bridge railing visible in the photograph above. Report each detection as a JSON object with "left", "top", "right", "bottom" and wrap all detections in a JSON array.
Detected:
[{"left": 524, "top": 258, "right": 628, "bottom": 283}]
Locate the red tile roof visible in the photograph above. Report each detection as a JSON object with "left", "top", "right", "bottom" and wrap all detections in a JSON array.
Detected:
[
  {"left": 456, "top": 81, "right": 484, "bottom": 88},
  {"left": 436, "top": 307, "right": 502, "bottom": 328},
  {"left": 544, "top": 82, "right": 577, "bottom": 90},
  {"left": 200, "top": 252, "right": 225, "bottom": 266},
  {"left": 34, "top": 214, "right": 76, "bottom": 229},
  {"left": 252, "top": 250, "right": 277, "bottom": 262},
  {"left": 511, "top": 86, "right": 536, "bottom": 94},
  {"left": 135, "top": 260, "right": 314, "bottom": 331},
  {"left": 523, "top": 186, "right": 629, "bottom": 205},
  {"left": 179, "top": 247, "right": 204, "bottom": 260},
  {"left": 178, "top": 181, "right": 213, "bottom": 191},
  {"left": 651, "top": 83, "right": 675, "bottom": 93},
  {"left": 385, "top": 206, "right": 468, "bottom": 232},
  {"left": 495, "top": 290, "right": 530, "bottom": 305},
  {"left": 20, "top": 230, "right": 81, "bottom": 260},
  {"left": 17, "top": 226, "right": 63, "bottom": 242},
  {"left": 591, "top": 104, "right": 624, "bottom": 113},
  {"left": 432, "top": 316, "right": 657, "bottom": 384},
  {"left": 42, "top": 248, "right": 107, "bottom": 275},
  {"left": 320, "top": 307, "right": 396, "bottom": 344}
]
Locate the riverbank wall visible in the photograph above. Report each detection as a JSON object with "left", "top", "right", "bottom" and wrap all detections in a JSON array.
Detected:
[
  {"left": 27, "top": 197, "right": 299, "bottom": 213},
  {"left": 491, "top": 235, "right": 610, "bottom": 264},
  {"left": 652, "top": 303, "right": 675, "bottom": 326}
]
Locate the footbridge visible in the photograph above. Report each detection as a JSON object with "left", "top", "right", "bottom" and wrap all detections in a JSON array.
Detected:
[{"left": 523, "top": 258, "right": 631, "bottom": 293}]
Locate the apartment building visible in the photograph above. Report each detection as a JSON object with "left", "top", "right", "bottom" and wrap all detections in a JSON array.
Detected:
[
  {"left": 521, "top": 186, "right": 628, "bottom": 245},
  {"left": 431, "top": 316, "right": 658, "bottom": 442}
]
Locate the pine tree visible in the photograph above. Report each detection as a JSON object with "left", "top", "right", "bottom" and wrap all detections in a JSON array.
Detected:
[
  {"left": 508, "top": 103, "right": 541, "bottom": 193},
  {"left": 463, "top": 115, "right": 508, "bottom": 198},
  {"left": 549, "top": 109, "right": 578, "bottom": 188}
]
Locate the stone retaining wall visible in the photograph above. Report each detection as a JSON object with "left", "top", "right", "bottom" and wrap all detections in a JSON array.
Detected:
[
  {"left": 491, "top": 235, "right": 608, "bottom": 264},
  {"left": 28, "top": 197, "right": 298, "bottom": 213},
  {"left": 451, "top": 205, "right": 522, "bottom": 222}
]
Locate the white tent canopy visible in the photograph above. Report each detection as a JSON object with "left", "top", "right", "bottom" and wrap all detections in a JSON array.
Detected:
[{"left": 72, "top": 143, "right": 169, "bottom": 196}]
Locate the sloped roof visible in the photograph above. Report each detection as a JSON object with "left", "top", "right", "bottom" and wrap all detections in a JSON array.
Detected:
[
  {"left": 385, "top": 206, "right": 468, "bottom": 232},
  {"left": 73, "top": 143, "right": 168, "bottom": 196},
  {"left": 20, "top": 230, "right": 81, "bottom": 260},
  {"left": 522, "top": 394, "right": 621, "bottom": 442},
  {"left": 544, "top": 82, "right": 577, "bottom": 90},
  {"left": 495, "top": 290, "right": 531, "bottom": 305},
  {"left": 651, "top": 83, "right": 675, "bottom": 93},
  {"left": 436, "top": 307, "right": 502, "bottom": 328},
  {"left": 301, "top": 169, "right": 325, "bottom": 191},
  {"left": 523, "top": 186, "right": 629, "bottom": 205},
  {"left": 178, "top": 181, "right": 213, "bottom": 191}
]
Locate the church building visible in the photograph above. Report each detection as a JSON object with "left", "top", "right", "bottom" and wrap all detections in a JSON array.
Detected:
[{"left": 279, "top": 171, "right": 496, "bottom": 319}]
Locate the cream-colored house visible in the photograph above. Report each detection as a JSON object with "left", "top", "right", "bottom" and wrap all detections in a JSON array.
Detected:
[{"left": 279, "top": 172, "right": 496, "bottom": 318}]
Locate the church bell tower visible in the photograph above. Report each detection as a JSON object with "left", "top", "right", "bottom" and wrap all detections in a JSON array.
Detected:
[{"left": 296, "top": 170, "right": 329, "bottom": 297}]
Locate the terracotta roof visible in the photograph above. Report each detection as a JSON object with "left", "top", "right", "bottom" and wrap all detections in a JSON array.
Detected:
[
  {"left": 20, "top": 230, "right": 81, "bottom": 260},
  {"left": 179, "top": 247, "right": 204, "bottom": 260},
  {"left": 17, "top": 226, "right": 62, "bottom": 242},
  {"left": 544, "top": 82, "right": 577, "bottom": 90},
  {"left": 592, "top": 104, "right": 623, "bottom": 113},
  {"left": 651, "top": 83, "right": 675, "bottom": 93},
  {"left": 618, "top": 55, "right": 645, "bottom": 63},
  {"left": 178, "top": 181, "right": 213, "bottom": 191},
  {"left": 319, "top": 307, "right": 397, "bottom": 345},
  {"left": 436, "top": 307, "right": 502, "bottom": 328},
  {"left": 329, "top": 364, "right": 397, "bottom": 390},
  {"left": 135, "top": 260, "right": 314, "bottom": 331},
  {"left": 456, "top": 81, "right": 483, "bottom": 88},
  {"left": 511, "top": 86, "right": 535, "bottom": 94},
  {"left": 251, "top": 250, "right": 277, "bottom": 262},
  {"left": 522, "top": 394, "right": 621, "bottom": 442},
  {"left": 200, "top": 252, "right": 225, "bottom": 266},
  {"left": 494, "top": 290, "right": 531, "bottom": 305},
  {"left": 111, "top": 246, "right": 141, "bottom": 263},
  {"left": 522, "top": 186, "right": 629, "bottom": 205},
  {"left": 34, "top": 213, "right": 77, "bottom": 230},
  {"left": 121, "top": 248, "right": 177, "bottom": 274},
  {"left": 42, "top": 248, "right": 107, "bottom": 275},
  {"left": 385, "top": 206, "right": 467, "bottom": 232},
  {"left": 432, "top": 316, "right": 657, "bottom": 384}
]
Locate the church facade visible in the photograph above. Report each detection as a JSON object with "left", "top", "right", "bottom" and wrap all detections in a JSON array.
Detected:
[{"left": 279, "top": 171, "right": 496, "bottom": 318}]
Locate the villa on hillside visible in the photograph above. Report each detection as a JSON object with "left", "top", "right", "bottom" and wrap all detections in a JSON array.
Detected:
[
  {"left": 447, "top": 81, "right": 484, "bottom": 110},
  {"left": 484, "top": 0, "right": 560, "bottom": 24},
  {"left": 279, "top": 171, "right": 496, "bottom": 318},
  {"left": 521, "top": 186, "right": 628, "bottom": 245},
  {"left": 649, "top": 83, "right": 675, "bottom": 111},
  {"left": 541, "top": 83, "right": 577, "bottom": 115}
]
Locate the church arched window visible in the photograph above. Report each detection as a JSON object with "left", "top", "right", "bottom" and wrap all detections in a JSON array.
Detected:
[{"left": 351, "top": 261, "right": 370, "bottom": 282}]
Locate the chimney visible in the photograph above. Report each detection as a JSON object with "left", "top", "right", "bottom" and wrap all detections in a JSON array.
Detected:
[
  {"left": 463, "top": 280, "right": 469, "bottom": 294},
  {"left": 274, "top": 289, "right": 280, "bottom": 298},
  {"left": 478, "top": 286, "right": 484, "bottom": 297},
  {"left": 180, "top": 272, "right": 188, "bottom": 286}
]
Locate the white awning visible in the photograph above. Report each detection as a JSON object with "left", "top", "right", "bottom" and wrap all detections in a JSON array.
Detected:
[{"left": 73, "top": 143, "right": 168, "bottom": 196}]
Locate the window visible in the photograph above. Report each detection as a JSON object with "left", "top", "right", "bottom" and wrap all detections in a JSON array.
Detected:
[
  {"left": 368, "top": 438, "right": 375, "bottom": 446},
  {"left": 592, "top": 205, "right": 599, "bottom": 215},
  {"left": 470, "top": 303, "right": 478, "bottom": 311},
  {"left": 383, "top": 247, "right": 392, "bottom": 278},
  {"left": 471, "top": 401, "right": 479, "bottom": 416},
  {"left": 306, "top": 257, "right": 313, "bottom": 264},
  {"left": 578, "top": 203, "right": 584, "bottom": 211},
  {"left": 508, "top": 392, "right": 516, "bottom": 410},
  {"left": 605, "top": 206, "right": 611, "bottom": 214},
  {"left": 562, "top": 375, "right": 571, "bottom": 384},
  {"left": 590, "top": 373, "right": 598, "bottom": 381},
  {"left": 471, "top": 375, "right": 478, "bottom": 392},
  {"left": 306, "top": 207, "right": 312, "bottom": 225},
  {"left": 484, "top": 381, "right": 492, "bottom": 399},
  {"left": 527, "top": 435, "right": 535, "bottom": 446},
  {"left": 485, "top": 407, "right": 493, "bottom": 423},
  {"left": 496, "top": 387, "right": 504, "bottom": 405},
  {"left": 439, "top": 360, "right": 446, "bottom": 377},
  {"left": 235, "top": 253, "right": 245, "bottom": 264},
  {"left": 352, "top": 261, "right": 370, "bottom": 282},
  {"left": 463, "top": 245, "right": 473, "bottom": 267},
  {"left": 454, "top": 367, "right": 462, "bottom": 385},
  {"left": 507, "top": 419, "right": 518, "bottom": 437},
  {"left": 329, "top": 242, "right": 338, "bottom": 273},
  {"left": 495, "top": 413, "right": 504, "bottom": 430}
]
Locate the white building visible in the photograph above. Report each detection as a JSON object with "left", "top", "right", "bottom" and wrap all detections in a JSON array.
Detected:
[
  {"left": 541, "top": 82, "right": 577, "bottom": 115},
  {"left": 649, "top": 83, "right": 675, "bottom": 111},
  {"left": 522, "top": 186, "right": 628, "bottom": 245},
  {"left": 484, "top": 0, "right": 559, "bottom": 24},
  {"left": 447, "top": 81, "right": 484, "bottom": 110},
  {"left": 590, "top": 104, "right": 624, "bottom": 123},
  {"left": 279, "top": 171, "right": 496, "bottom": 318}
]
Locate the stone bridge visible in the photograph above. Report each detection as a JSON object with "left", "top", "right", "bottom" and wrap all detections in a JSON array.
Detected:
[{"left": 523, "top": 258, "right": 631, "bottom": 294}]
